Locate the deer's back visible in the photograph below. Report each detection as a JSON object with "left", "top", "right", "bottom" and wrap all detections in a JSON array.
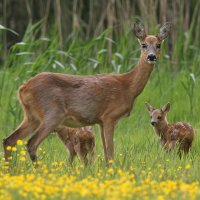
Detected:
[
  {"left": 19, "top": 72, "right": 133, "bottom": 126},
  {"left": 168, "top": 122, "right": 195, "bottom": 143}
]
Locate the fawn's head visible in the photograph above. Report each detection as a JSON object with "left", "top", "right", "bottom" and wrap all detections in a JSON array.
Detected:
[
  {"left": 145, "top": 102, "right": 170, "bottom": 127},
  {"left": 134, "top": 22, "right": 171, "bottom": 64}
]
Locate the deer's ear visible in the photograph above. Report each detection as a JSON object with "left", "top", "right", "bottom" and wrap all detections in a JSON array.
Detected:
[
  {"left": 145, "top": 102, "right": 154, "bottom": 113},
  {"left": 162, "top": 102, "right": 170, "bottom": 113},
  {"left": 134, "top": 21, "right": 146, "bottom": 40},
  {"left": 157, "top": 22, "right": 172, "bottom": 41}
]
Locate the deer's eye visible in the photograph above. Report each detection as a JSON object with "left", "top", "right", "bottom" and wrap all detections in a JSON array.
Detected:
[
  {"left": 142, "top": 44, "right": 147, "bottom": 49},
  {"left": 156, "top": 44, "right": 161, "bottom": 49},
  {"left": 157, "top": 116, "right": 162, "bottom": 120}
]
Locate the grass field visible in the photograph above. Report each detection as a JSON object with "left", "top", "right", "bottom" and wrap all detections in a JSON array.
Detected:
[{"left": 0, "top": 24, "right": 200, "bottom": 199}]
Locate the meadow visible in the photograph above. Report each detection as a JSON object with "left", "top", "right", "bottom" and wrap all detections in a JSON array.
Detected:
[{"left": 0, "top": 22, "right": 200, "bottom": 199}]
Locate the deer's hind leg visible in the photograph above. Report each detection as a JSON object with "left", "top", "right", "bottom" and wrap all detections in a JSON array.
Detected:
[
  {"left": 26, "top": 111, "right": 65, "bottom": 162},
  {"left": 178, "top": 139, "right": 192, "bottom": 158},
  {"left": 3, "top": 110, "right": 39, "bottom": 161}
]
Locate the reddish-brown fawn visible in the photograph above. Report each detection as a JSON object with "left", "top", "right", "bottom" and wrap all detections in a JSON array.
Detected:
[
  {"left": 55, "top": 126, "right": 95, "bottom": 165},
  {"left": 3, "top": 21, "right": 171, "bottom": 163},
  {"left": 146, "top": 102, "right": 195, "bottom": 157}
]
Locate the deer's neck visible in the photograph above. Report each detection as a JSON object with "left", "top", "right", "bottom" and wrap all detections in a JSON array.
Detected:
[
  {"left": 155, "top": 120, "right": 169, "bottom": 138},
  {"left": 124, "top": 55, "right": 154, "bottom": 97}
]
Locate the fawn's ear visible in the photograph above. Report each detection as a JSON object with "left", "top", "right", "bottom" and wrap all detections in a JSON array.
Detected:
[
  {"left": 156, "top": 22, "right": 172, "bottom": 41},
  {"left": 162, "top": 102, "right": 170, "bottom": 113},
  {"left": 134, "top": 21, "right": 146, "bottom": 40},
  {"left": 145, "top": 102, "right": 154, "bottom": 113}
]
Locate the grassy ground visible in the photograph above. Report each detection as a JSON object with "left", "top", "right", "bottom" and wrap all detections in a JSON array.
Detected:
[{"left": 0, "top": 26, "right": 200, "bottom": 199}]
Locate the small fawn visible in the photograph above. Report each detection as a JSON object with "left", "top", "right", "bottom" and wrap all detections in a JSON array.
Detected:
[
  {"left": 146, "top": 102, "right": 195, "bottom": 157},
  {"left": 55, "top": 126, "right": 95, "bottom": 165}
]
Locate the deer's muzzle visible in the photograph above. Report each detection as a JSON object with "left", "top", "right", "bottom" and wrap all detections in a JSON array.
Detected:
[
  {"left": 147, "top": 54, "right": 157, "bottom": 63},
  {"left": 151, "top": 121, "right": 157, "bottom": 126}
]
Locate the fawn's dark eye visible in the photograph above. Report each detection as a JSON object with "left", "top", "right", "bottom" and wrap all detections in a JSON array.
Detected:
[
  {"left": 156, "top": 44, "right": 161, "bottom": 49},
  {"left": 157, "top": 116, "right": 162, "bottom": 120},
  {"left": 142, "top": 44, "right": 147, "bottom": 49}
]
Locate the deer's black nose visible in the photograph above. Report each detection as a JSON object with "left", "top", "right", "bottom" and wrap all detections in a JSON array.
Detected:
[
  {"left": 147, "top": 54, "right": 156, "bottom": 61},
  {"left": 151, "top": 122, "right": 157, "bottom": 126}
]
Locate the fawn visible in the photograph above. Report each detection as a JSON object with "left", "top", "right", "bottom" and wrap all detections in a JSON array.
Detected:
[
  {"left": 3, "top": 21, "right": 171, "bottom": 163},
  {"left": 55, "top": 126, "right": 95, "bottom": 165},
  {"left": 146, "top": 102, "right": 195, "bottom": 157}
]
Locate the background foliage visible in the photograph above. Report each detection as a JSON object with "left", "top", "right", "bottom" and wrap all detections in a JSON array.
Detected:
[
  {"left": 0, "top": 2, "right": 200, "bottom": 198},
  {"left": 1, "top": 0, "right": 200, "bottom": 130}
]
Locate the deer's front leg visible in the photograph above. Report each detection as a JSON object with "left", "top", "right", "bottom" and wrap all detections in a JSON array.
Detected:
[
  {"left": 100, "top": 124, "right": 107, "bottom": 161},
  {"left": 102, "top": 119, "right": 116, "bottom": 162}
]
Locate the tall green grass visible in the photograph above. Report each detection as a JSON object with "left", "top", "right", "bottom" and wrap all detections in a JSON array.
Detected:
[{"left": 0, "top": 23, "right": 200, "bottom": 181}]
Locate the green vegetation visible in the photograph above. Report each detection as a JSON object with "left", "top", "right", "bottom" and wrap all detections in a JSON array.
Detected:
[
  {"left": 0, "top": 21, "right": 200, "bottom": 173},
  {"left": 0, "top": 1, "right": 200, "bottom": 198}
]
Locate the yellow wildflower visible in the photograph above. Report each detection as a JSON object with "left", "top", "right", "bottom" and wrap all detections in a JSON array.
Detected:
[
  {"left": 185, "top": 164, "right": 191, "bottom": 170},
  {"left": 12, "top": 147, "right": 17, "bottom": 151},
  {"left": 177, "top": 166, "right": 182, "bottom": 171},
  {"left": 117, "top": 169, "right": 123, "bottom": 176},
  {"left": 157, "top": 195, "right": 165, "bottom": 200},
  {"left": 17, "top": 140, "right": 23, "bottom": 146},
  {"left": 20, "top": 157, "right": 26, "bottom": 161},
  {"left": 107, "top": 168, "right": 114, "bottom": 174},
  {"left": 20, "top": 150, "right": 26, "bottom": 156},
  {"left": 6, "top": 146, "right": 12, "bottom": 151},
  {"left": 109, "top": 159, "right": 113, "bottom": 164}
]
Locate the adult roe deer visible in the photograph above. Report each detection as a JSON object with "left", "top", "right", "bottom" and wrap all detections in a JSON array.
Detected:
[
  {"left": 3, "top": 22, "right": 171, "bottom": 163},
  {"left": 55, "top": 126, "right": 95, "bottom": 165},
  {"left": 145, "top": 102, "right": 195, "bottom": 157}
]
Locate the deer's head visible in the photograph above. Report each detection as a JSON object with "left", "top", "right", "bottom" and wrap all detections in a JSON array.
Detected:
[
  {"left": 134, "top": 22, "right": 171, "bottom": 64},
  {"left": 145, "top": 102, "right": 170, "bottom": 127}
]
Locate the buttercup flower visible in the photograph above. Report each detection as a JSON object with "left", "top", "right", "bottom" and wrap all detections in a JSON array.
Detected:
[{"left": 17, "top": 140, "right": 23, "bottom": 146}]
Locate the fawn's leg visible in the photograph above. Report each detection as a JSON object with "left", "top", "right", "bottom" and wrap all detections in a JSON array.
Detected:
[
  {"left": 68, "top": 149, "right": 76, "bottom": 164},
  {"left": 56, "top": 129, "right": 76, "bottom": 164},
  {"left": 77, "top": 152, "right": 88, "bottom": 166},
  {"left": 178, "top": 139, "right": 192, "bottom": 158},
  {"left": 67, "top": 143, "right": 76, "bottom": 164},
  {"left": 88, "top": 144, "right": 96, "bottom": 164},
  {"left": 74, "top": 142, "right": 88, "bottom": 166}
]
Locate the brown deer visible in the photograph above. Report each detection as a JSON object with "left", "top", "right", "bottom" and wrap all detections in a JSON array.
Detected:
[
  {"left": 145, "top": 102, "right": 195, "bottom": 157},
  {"left": 3, "top": 21, "right": 171, "bottom": 163},
  {"left": 55, "top": 126, "right": 95, "bottom": 165}
]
